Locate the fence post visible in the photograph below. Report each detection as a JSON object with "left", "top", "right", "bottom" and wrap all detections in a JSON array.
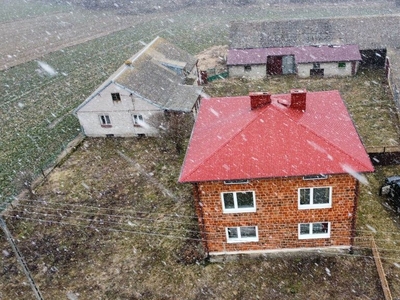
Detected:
[{"left": 371, "top": 237, "right": 392, "bottom": 300}]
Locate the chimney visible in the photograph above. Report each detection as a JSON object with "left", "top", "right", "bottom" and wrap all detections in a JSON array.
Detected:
[
  {"left": 290, "top": 89, "right": 307, "bottom": 111},
  {"left": 250, "top": 92, "right": 271, "bottom": 110}
]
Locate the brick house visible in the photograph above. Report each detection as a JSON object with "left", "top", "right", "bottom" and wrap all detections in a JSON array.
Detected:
[{"left": 179, "top": 90, "right": 374, "bottom": 256}]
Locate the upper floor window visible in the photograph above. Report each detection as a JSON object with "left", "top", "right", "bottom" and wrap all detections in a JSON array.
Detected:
[
  {"left": 224, "top": 179, "right": 249, "bottom": 185},
  {"left": 298, "top": 187, "right": 331, "bottom": 209},
  {"left": 133, "top": 114, "right": 143, "bottom": 127},
  {"left": 221, "top": 191, "right": 256, "bottom": 213},
  {"left": 226, "top": 226, "right": 258, "bottom": 243},
  {"left": 298, "top": 222, "right": 330, "bottom": 239},
  {"left": 303, "top": 174, "right": 328, "bottom": 180},
  {"left": 111, "top": 93, "right": 121, "bottom": 102},
  {"left": 99, "top": 114, "right": 111, "bottom": 128}
]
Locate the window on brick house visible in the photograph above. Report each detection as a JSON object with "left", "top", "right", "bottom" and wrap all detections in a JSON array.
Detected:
[
  {"left": 226, "top": 226, "right": 258, "bottom": 243},
  {"left": 99, "top": 114, "right": 111, "bottom": 127},
  {"left": 298, "top": 187, "right": 331, "bottom": 209},
  {"left": 221, "top": 191, "right": 256, "bottom": 213},
  {"left": 298, "top": 222, "right": 330, "bottom": 239}
]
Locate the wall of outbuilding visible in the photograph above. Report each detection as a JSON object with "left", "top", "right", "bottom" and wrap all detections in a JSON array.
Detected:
[
  {"left": 297, "top": 61, "right": 357, "bottom": 78},
  {"left": 228, "top": 64, "right": 266, "bottom": 79}
]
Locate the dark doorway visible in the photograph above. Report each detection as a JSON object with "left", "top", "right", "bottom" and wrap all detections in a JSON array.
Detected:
[
  {"left": 360, "top": 49, "right": 386, "bottom": 68},
  {"left": 310, "top": 69, "right": 324, "bottom": 77},
  {"left": 267, "top": 56, "right": 282, "bottom": 75}
]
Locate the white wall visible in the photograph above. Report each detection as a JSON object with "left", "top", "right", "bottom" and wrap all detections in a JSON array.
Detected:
[
  {"left": 297, "top": 61, "right": 358, "bottom": 78},
  {"left": 228, "top": 65, "right": 266, "bottom": 79},
  {"left": 76, "top": 83, "right": 161, "bottom": 137}
]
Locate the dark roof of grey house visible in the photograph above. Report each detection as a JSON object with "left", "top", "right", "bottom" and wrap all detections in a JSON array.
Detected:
[
  {"left": 227, "top": 44, "right": 361, "bottom": 65},
  {"left": 229, "top": 15, "right": 400, "bottom": 50},
  {"left": 145, "top": 36, "right": 198, "bottom": 74},
  {"left": 115, "top": 53, "right": 201, "bottom": 112},
  {"left": 75, "top": 36, "right": 201, "bottom": 114}
]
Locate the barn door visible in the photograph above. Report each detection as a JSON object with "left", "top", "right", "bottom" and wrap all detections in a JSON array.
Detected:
[
  {"left": 282, "top": 55, "right": 295, "bottom": 74},
  {"left": 267, "top": 56, "right": 283, "bottom": 75}
]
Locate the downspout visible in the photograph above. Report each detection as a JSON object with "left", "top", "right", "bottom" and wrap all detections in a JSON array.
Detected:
[
  {"left": 350, "top": 178, "right": 360, "bottom": 254},
  {"left": 193, "top": 183, "right": 209, "bottom": 256}
]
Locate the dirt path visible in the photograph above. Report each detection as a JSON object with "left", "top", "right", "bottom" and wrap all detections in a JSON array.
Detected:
[{"left": 0, "top": 10, "right": 160, "bottom": 70}]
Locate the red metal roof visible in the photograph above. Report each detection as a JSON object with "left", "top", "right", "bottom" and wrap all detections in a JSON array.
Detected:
[
  {"left": 227, "top": 45, "right": 361, "bottom": 65},
  {"left": 179, "top": 90, "right": 374, "bottom": 183}
]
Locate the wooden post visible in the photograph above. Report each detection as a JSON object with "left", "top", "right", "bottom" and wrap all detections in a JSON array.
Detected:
[{"left": 371, "top": 238, "right": 392, "bottom": 300}]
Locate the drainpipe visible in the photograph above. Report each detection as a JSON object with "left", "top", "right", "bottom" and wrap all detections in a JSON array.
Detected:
[
  {"left": 193, "top": 183, "right": 209, "bottom": 256},
  {"left": 350, "top": 179, "right": 360, "bottom": 254}
]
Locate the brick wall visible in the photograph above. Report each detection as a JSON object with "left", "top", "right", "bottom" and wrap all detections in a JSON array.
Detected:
[{"left": 194, "top": 174, "right": 358, "bottom": 254}]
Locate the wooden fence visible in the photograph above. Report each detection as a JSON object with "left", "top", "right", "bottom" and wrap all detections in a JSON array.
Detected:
[{"left": 371, "top": 238, "right": 393, "bottom": 300}]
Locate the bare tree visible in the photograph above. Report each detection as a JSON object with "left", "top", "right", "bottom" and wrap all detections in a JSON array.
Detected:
[{"left": 149, "top": 111, "right": 194, "bottom": 155}]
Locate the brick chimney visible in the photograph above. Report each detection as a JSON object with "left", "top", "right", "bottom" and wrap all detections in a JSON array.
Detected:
[
  {"left": 290, "top": 89, "right": 307, "bottom": 111},
  {"left": 250, "top": 92, "right": 271, "bottom": 110}
]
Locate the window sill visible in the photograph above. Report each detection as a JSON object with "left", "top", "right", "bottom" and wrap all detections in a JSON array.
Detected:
[
  {"left": 227, "top": 238, "right": 259, "bottom": 243},
  {"left": 298, "top": 204, "right": 331, "bottom": 210},
  {"left": 223, "top": 208, "right": 256, "bottom": 214},
  {"left": 298, "top": 234, "right": 330, "bottom": 240},
  {"left": 101, "top": 125, "right": 112, "bottom": 128}
]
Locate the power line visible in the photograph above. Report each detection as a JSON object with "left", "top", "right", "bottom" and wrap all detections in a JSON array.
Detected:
[{"left": 0, "top": 216, "right": 44, "bottom": 300}]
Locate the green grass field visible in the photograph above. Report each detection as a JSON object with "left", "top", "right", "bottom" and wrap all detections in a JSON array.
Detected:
[{"left": 2, "top": 0, "right": 400, "bottom": 206}]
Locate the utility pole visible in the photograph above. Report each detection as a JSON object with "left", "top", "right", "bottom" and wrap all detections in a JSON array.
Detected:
[{"left": 0, "top": 216, "right": 44, "bottom": 300}]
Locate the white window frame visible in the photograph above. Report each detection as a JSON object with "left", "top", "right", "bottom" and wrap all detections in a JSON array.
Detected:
[
  {"left": 226, "top": 226, "right": 258, "bottom": 243},
  {"left": 224, "top": 179, "right": 249, "bottom": 185},
  {"left": 298, "top": 222, "right": 330, "bottom": 239},
  {"left": 99, "top": 114, "right": 111, "bottom": 126},
  {"left": 303, "top": 174, "right": 328, "bottom": 180},
  {"left": 221, "top": 191, "right": 256, "bottom": 213},
  {"left": 298, "top": 187, "right": 332, "bottom": 209}
]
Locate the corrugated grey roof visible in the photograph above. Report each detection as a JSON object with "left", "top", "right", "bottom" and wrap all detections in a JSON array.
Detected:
[
  {"left": 115, "top": 53, "right": 201, "bottom": 112},
  {"left": 229, "top": 15, "right": 400, "bottom": 50},
  {"left": 227, "top": 44, "right": 361, "bottom": 65},
  {"left": 147, "top": 37, "right": 198, "bottom": 73}
]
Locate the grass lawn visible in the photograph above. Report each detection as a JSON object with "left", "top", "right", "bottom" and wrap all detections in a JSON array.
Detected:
[
  {"left": 0, "top": 137, "right": 391, "bottom": 300},
  {"left": 1, "top": 68, "right": 400, "bottom": 297},
  {"left": 2, "top": 0, "right": 400, "bottom": 205}
]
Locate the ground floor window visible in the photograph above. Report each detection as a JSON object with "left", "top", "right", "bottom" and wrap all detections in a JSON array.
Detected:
[
  {"left": 221, "top": 191, "right": 256, "bottom": 213},
  {"left": 99, "top": 114, "right": 111, "bottom": 127},
  {"left": 298, "top": 222, "right": 330, "bottom": 239},
  {"left": 244, "top": 65, "right": 252, "bottom": 72},
  {"left": 133, "top": 114, "right": 143, "bottom": 126},
  {"left": 338, "top": 62, "right": 346, "bottom": 68},
  {"left": 226, "top": 226, "right": 258, "bottom": 243}
]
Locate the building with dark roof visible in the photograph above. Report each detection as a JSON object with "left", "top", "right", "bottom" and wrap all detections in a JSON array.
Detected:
[
  {"left": 227, "top": 44, "right": 362, "bottom": 78},
  {"left": 229, "top": 15, "right": 400, "bottom": 107},
  {"left": 74, "top": 36, "right": 202, "bottom": 137}
]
